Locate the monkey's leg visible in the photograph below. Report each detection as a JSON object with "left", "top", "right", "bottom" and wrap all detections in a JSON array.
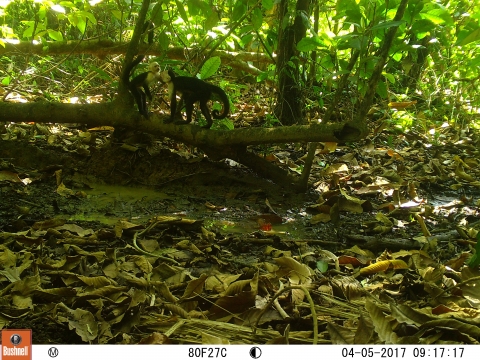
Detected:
[
  {"left": 200, "top": 101, "right": 213, "bottom": 128},
  {"left": 132, "top": 88, "right": 146, "bottom": 117},
  {"left": 140, "top": 92, "right": 149, "bottom": 118},
  {"left": 169, "top": 93, "right": 178, "bottom": 122},
  {"left": 184, "top": 100, "right": 194, "bottom": 124},
  {"left": 175, "top": 97, "right": 185, "bottom": 120}
]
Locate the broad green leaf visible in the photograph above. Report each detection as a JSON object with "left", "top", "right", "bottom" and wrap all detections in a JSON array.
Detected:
[
  {"left": 205, "top": 12, "right": 219, "bottom": 31},
  {"left": 0, "top": 39, "right": 4, "bottom": 48},
  {"left": 188, "top": 0, "right": 211, "bottom": 17},
  {"left": 111, "top": 10, "right": 123, "bottom": 21},
  {"left": 392, "top": 52, "right": 402, "bottom": 62},
  {"left": 344, "top": 10, "right": 363, "bottom": 27},
  {"left": 262, "top": 0, "right": 273, "bottom": 10},
  {"left": 48, "top": 30, "right": 63, "bottom": 41},
  {"left": 466, "top": 233, "right": 480, "bottom": 268},
  {"left": 407, "top": 0, "right": 424, "bottom": 22},
  {"left": 68, "top": 13, "right": 78, "bottom": 26},
  {"left": 336, "top": 34, "right": 361, "bottom": 50},
  {"left": 158, "top": 32, "right": 170, "bottom": 51},
  {"left": 216, "top": 118, "right": 234, "bottom": 130},
  {"left": 240, "top": 33, "right": 254, "bottom": 48},
  {"left": 1, "top": 76, "right": 11, "bottom": 85},
  {"left": 297, "top": 36, "right": 324, "bottom": 52},
  {"left": 298, "top": 10, "right": 310, "bottom": 29},
  {"left": 151, "top": 3, "right": 164, "bottom": 26},
  {"left": 175, "top": 0, "right": 189, "bottom": 22},
  {"left": 383, "top": 72, "right": 395, "bottom": 84},
  {"left": 370, "top": 20, "right": 405, "bottom": 31},
  {"left": 76, "top": 18, "right": 87, "bottom": 34},
  {"left": 232, "top": 0, "right": 247, "bottom": 23},
  {"left": 424, "top": 7, "right": 453, "bottom": 25},
  {"left": 23, "top": 28, "right": 33, "bottom": 38},
  {"left": 91, "top": 66, "right": 111, "bottom": 81},
  {"left": 79, "top": 11, "right": 97, "bottom": 25},
  {"left": 467, "top": 54, "right": 480, "bottom": 67},
  {"left": 411, "top": 19, "right": 435, "bottom": 35},
  {"left": 187, "top": 0, "right": 201, "bottom": 17},
  {"left": 37, "top": 6, "right": 47, "bottom": 20},
  {"left": 317, "top": 260, "right": 328, "bottom": 273},
  {"left": 200, "top": 56, "right": 221, "bottom": 79},
  {"left": 251, "top": 7, "right": 262, "bottom": 31},
  {"left": 456, "top": 27, "right": 480, "bottom": 46},
  {"left": 59, "top": 2, "right": 75, "bottom": 9},
  {"left": 420, "top": 12, "right": 444, "bottom": 25}
]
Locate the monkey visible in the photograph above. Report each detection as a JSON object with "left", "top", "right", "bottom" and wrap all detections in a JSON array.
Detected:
[
  {"left": 122, "top": 21, "right": 159, "bottom": 118},
  {"left": 158, "top": 69, "right": 230, "bottom": 129},
  {"left": 123, "top": 59, "right": 160, "bottom": 118}
]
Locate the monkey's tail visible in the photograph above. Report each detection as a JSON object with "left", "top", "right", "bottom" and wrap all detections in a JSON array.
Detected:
[
  {"left": 210, "top": 85, "right": 230, "bottom": 119},
  {"left": 122, "top": 55, "right": 145, "bottom": 86}
]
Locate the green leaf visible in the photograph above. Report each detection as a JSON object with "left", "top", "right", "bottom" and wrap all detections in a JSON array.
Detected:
[
  {"left": 187, "top": 0, "right": 200, "bottom": 16},
  {"left": 298, "top": 10, "right": 310, "bottom": 29},
  {"left": 297, "top": 36, "right": 324, "bottom": 52},
  {"left": 370, "top": 20, "right": 405, "bottom": 31},
  {"left": 79, "top": 11, "right": 97, "bottom": 25},
  {"left": 111, "top": 10, "right": 123, "bottom": 21},
  {"left": 76, "top": 18, "right": 87, "bottom": 34},
  {"left": 48, "top": 30, "right": 63, "bottom": 41},
  {"left": 151, "top": 3, "right": 164, "bottom": 26},
  {"left": 2, "top": 76, "right": 11, "bottom": 85},
  {"left": 158, "top": 32, "right": 170, "bottom": 51},
  {"left": 420, "top": 12, "right": 444, "bottom": 25},
  {"left": 188, "top": 0, "right": 211, "bottom": 17},
  {"left": 59, "top": 1, "right": 75, "bottom": 9},
  {"left": 383, "top": 72, "right": 395, "bottom": 84},
  {"left": 423, "top": 7, "right": 453, "bottom": 26},
  {"left": 205, "top": 12, "right": 219, "bottom": 31},
  {"left": 200, "top": 56, "right": 221, "bottom": 79},
  {"left": 257, "top": 71, "right": 268, "bottom": 82},
  {"left": 466, "top": 233, "right": 480, "bottom": 268},
  {"left": 175, "top": 0, "right": 189, "bottom": 22},
  {"left": 216, "top": 118, "right": 234, "bottom": 130},
  {"left": 232, "top": 0, "right": 247, "bottom": 22},
  {"left": 262, "top": 0, "right": 273, "bottom": 11},
  {"left": 251, "top": 7, "right": 263, "bottom": 31},
  {"left": 91, "top": 66, "right": 111, "bottom": 81},
  {"left": 467, "top": 54, "right": 480, "bottom": 67},
  {"left": 317, "top": 260, "right": 328, "bottom": 273},
  {"left": 23, "top": 28, "right": 33, "bottom": 39},
  {"left": 37, "top": 6, "right": 47, "bottom": 20},
  {"left": 376, "top": 80, "right": 387, "bottom": 98},
  {"left": 456, "top": 27, "right": 480, "bottom": 46},
  {"left": 240, "top": 33, "right": 254, "bottom": 48}
]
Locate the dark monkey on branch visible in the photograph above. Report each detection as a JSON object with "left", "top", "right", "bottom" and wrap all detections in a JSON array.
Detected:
[
  {"left": 122, "top": 21, "right": 159, "bottom": 118},
  {"left": 159, "top": 69, "right": 230, "bottom": 129}
]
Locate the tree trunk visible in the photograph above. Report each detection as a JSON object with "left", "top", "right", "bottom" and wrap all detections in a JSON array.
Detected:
[{"left": 275, "top": 0, "right": 311, "bottom": 125}]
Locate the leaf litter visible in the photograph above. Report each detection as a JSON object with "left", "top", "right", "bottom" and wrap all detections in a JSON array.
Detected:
[{"left": 0, "top": 122, "right": 480, "bottom": 344}]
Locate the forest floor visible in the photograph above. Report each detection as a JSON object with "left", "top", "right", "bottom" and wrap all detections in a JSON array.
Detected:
[{"left": 1, "top": 121, "right": 480, "bottom": 344}]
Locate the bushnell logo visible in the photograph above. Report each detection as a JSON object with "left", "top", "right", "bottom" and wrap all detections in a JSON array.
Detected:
[{"left": 10, "top": 334, "right": 22, "bottom": 346}]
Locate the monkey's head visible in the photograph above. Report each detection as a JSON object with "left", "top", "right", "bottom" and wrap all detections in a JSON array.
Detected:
[
  {"left": 158, "top": 70, "right": 172, "bottom": 83},
  {"left": 149, "top": 62, "right": 160, "bottom": 74}
]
